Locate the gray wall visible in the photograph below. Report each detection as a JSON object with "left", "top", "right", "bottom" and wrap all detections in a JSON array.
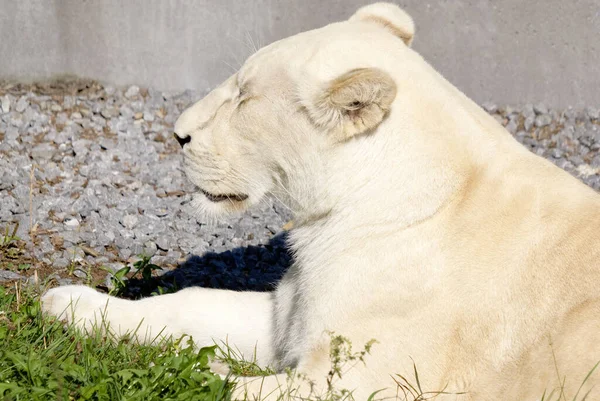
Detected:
[{"left": 1, "top": 0, "right": 598, "bottom": 107}]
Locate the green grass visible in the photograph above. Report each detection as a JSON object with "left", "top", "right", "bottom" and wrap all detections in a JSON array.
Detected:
[{"left": 0, "top": 284, "right": 232, "bottom": 401}]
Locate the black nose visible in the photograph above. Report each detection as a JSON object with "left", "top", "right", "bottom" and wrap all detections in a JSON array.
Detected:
[{"left": 174, "top": 133, "right": 191, "bottom": 148}]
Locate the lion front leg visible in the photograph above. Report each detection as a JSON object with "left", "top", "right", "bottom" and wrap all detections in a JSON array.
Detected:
[{"left": 41, "top": 285, "right": 276, "bottom": 367}]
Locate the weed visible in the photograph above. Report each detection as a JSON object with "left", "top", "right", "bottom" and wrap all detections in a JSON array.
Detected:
[
  {"left": 327, "top": 333, "right": 376, "bottom": 389},
  {"left": 271, "top": 333, "right": 380, "bottom": 401},
  {"left": 216, "top": 341, "right": 275, "bottom": 377},
  {"left": 392, "top": 362, "right": 466, "bottom": 401},
  {"left": 103, "top": 254, "right": 163, "bottom": 296},
  {"left": 0, "top": 222, "right": 20, "bottom": 248},
  {"left": 539, "top": 346, "right": 600, "bottom": 401}
]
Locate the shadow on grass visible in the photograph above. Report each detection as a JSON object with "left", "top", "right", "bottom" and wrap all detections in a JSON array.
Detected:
[{"left": 113, "top": 232, "right": 293, "bottom": 299}]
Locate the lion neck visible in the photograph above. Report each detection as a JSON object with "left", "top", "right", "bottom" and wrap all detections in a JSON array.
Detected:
[{"left": 280, "top": 115, "right": 470, "bottom": 233}]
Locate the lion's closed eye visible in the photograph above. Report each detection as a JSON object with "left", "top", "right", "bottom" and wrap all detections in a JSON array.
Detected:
[{"left": 237, "top": 88, "right": 257, "bottom": 108}]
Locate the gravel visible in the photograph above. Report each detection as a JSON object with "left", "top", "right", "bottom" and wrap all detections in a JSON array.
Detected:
[{"left": 0, "top": 80, "right": 599, "bottom": 294}]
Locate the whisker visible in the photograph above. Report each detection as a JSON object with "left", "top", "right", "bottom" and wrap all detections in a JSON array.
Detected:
[
  {"left": 244, "top": 31, "right": 259, "bottom": 54},
  {"left": 222, "top": 60, "right": 239, "bottom": 74}
]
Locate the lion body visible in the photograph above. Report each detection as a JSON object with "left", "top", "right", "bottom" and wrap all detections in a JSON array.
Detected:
[{"left": 42, "top": 3, "right": 600, "bottom": 399}]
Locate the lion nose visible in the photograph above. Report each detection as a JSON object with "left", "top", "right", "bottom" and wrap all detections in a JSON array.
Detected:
[{"left": 173, "top": 133, "right": 191, "bottom": 148}]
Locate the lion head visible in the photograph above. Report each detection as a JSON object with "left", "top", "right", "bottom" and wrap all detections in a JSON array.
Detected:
[{"left": 174, "top": 3, "right": 473, "bottom": 225}]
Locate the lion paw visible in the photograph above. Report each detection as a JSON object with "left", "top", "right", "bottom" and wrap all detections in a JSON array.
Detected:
[{"left": 41, "top": 285, "right": 111, "bottom": 329}]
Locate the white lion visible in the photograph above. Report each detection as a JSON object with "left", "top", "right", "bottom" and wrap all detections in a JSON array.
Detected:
[{"left": 42, "top": 3, "right": 600, "bottom": 400}]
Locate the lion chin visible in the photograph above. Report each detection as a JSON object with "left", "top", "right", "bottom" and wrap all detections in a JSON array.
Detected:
[{"left": 43, "top": 3, "right": 600, "bottom": 400}]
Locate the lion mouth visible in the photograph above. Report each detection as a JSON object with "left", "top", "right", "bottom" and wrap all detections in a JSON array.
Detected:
[{"left": 199, "top": 188, "right": 249, "bottom": 203}]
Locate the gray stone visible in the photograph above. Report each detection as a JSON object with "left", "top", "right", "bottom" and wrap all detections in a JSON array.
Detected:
[
  {"left": 150, "top": 207, "right": 169, "bottom": 218},
  {"left": 130, "top": 243, "right": 144, "bottom": 256},
  {"left": 15, "top": 96, "right": 28, "bottom": 113},
  {"left": 64, "top": 218, "right": 80, "bottom": 227},
  {"left": 56, "top": 277, "right": 74, "bottom": 285},
  {"left": 100, "top": 107, "right": 118, "bottom": 119},
  {"left": 143, "top": 111, "right": 155, "bottom": 122},
  {"left": 165, "top": 250, "right": 183, "bottom": 262},
  {"left": 31, "top": 143, "right": 56, "bottom": 160},
  {"left": 586, "top": 107, "right": 599, "bottom": 120},
  {"left": 505, "top": 120, "right": 518, "bottom": 134},
  {"left": 191, "top": 240, "right": 210, "bottom": 256},
  {"left": 119, "top": 105, "right": 134, "bottom": 118},
  {"left": 535, "top": 114, "right": 552, "bottom": 128},
  {"left": 125, "top": 85, "right": 140, "bottom": 98},
  {"left": 522, "top": 104, "right": 535, "bottom": 119},
  {"left": 60, "top": 230, "right": 80, "bottom": 244},
  {"left": 57, "top": 278, "right": 74, "bottom": 286},
  {"left": 72, "top": 269, "right": 88, "bottom": 279},
  {"left": 0, "top": 270, "right": 24, "bottom": 282},
  {"left": 119, "top": 248, "right": 132, "bottom": 260},
  {"left": 1, "top": 95, "right": 10, "bottom": 113},
  {"left": 570, "top": 155, "right": 585, "bottom": 165},
  {"left": 53, "top": 257, "right": 70, "bottom": 269},
  {"left": 524, "top": 116, "right": 535, "bottom": 131},
  {"left": 481, "top": 102, "right": 497, "bottom": 114},
  {"left": 534, "top": 103, "right": 548, "bottom": 115},
  {"left": 122, "top": 214, "right": 139, "bottom": 229},
  {"left": 39, "top": 236, "right": 55, "bottom": 254},
  {"left": 266, "top": 224, "right": 279, "bottom": 235},
  {"left": 143, "top": 240, "right": 158, "bottom": 256},
  {"left": 155, "top": 236, "right": 172, "bottom": 251},
  {"left": 114, "top": 236, "right": 132, "bottom": 252},
  {"left": 503, "top": 106, "right": 516, "bottom": 116},
  {"left": 64, "top": 247, "right": 85, "bottom": 262}
]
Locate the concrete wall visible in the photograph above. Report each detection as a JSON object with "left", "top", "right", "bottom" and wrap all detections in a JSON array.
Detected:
[{"left": 1, "top": 0, "right": 598, "bottom": 107}]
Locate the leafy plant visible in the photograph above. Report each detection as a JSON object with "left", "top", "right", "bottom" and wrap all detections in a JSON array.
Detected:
[
  {"left": 104, "top": 254, "right": 163, "bottom": 296},
  {"left": 17, "top": 263, "right": 31, "bottom": 271},
  {"left": 101, "top": 264, "right": 130, "bottom": 295},
  {"left": 151, "top": 283, "right": 179, "bottom": 296},
  {"left": 132, "top": 254, "right": 163, "bottom": 281}
]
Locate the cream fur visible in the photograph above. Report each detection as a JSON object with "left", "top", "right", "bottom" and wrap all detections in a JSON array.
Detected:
[{"left": 42, "top": 4, "right": 600, "bottom": 400}]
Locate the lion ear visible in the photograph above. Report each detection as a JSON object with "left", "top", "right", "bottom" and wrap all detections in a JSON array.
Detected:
[
  {"left": 349, "top": 3, "right": 415, "bottom": 46},
  {"left": 307, "top": 68, "right": 397, "bottom": 140}
]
